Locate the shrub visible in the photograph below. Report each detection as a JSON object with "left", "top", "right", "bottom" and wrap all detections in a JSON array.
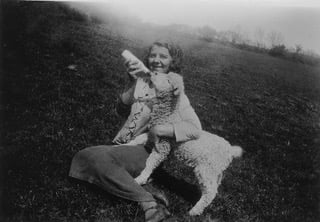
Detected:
[{"left": 269, "top": 44, "right": 287, "bottom": 57}]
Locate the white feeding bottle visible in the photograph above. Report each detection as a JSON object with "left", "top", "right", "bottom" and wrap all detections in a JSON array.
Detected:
[{"left": 121, "top": 50, "right": 152, "bottom": 99}]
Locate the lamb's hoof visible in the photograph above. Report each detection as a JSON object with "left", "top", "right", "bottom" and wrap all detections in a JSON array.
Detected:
[
  {"left": 188, "top": 208, "right": 202, "bottom": 216},
  {"left": 135, "top": 176, "right": 147, "bottom": 185}
]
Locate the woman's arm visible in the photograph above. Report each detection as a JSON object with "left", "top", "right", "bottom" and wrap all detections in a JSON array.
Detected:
[
  {"left": 115, "top": 77, "right": 136, "bottom": 117},
  {"left": 116, "top": 57, "right": 142, "bottom": 117},
  {"left": 149, "top": 119, "right": 201, "bottom": 143},
  {"left": 119, "top": 56, "right": 145, "bottom": 106},
  {"left": 120, "top": 80, "right": 136, "bottom": 105}
]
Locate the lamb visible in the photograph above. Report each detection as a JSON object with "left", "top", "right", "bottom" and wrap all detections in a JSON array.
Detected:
[{"left": 128, "top": 72, "right": 243, "bottom": 216}]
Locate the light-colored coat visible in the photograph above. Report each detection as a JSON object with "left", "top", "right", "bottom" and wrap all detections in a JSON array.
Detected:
[{"left": 114, "top": 73, "right": 202, "bottom": 144}]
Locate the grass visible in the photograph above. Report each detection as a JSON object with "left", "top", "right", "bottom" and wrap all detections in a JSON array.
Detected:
[{"left": 1, "top": 1, "right": 320, "bottom": 222}]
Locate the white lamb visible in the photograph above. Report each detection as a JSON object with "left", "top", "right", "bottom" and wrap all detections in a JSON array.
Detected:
[{"left": 129, "top": 72, "right": 243, "bottom": 216}]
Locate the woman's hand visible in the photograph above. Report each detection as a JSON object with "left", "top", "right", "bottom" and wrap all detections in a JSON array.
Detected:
[
  {"left": 149, "top": 124, "right": 175, "bottom": 143},
  {"left": 125, "top": 60, "right": 147, "bottom": 79}
]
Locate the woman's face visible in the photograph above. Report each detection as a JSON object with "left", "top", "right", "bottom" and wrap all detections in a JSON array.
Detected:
[{"left": 148, "top": 45, "right": 173, "bottom": 73}]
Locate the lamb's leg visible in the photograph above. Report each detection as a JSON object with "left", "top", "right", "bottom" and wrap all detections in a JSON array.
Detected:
[
  {"left": 135, "top": 141, "right": 170, "bottom": 185},
  {"left": 189, "top": 166, "right": 219, "bottom": 216},
  {"left": 135, "top": 151, "right": 167, "bottom": 185}
]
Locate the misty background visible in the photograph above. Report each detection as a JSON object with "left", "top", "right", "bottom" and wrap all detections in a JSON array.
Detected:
[{"left": 64, "top": 0, "right": 320, "bottom": 55}]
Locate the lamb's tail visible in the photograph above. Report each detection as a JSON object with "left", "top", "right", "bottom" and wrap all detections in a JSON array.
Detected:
[{"left": 229, "top": 145, "right": 243, "bottom": 158}]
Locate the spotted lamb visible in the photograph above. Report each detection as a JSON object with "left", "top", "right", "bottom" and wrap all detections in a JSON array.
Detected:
[{"left": 128, "top": 72, "right": 243, "bottom": 216}]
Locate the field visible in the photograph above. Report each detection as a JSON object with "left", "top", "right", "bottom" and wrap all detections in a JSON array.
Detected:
[{"left": 1, "top": 2, "right": 320, "bottom": 222}]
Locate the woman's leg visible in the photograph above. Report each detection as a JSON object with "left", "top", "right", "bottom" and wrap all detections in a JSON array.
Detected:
[
  {"left": 69, "top": 144, "right": 154, "bottom": 202},
  {"left": 69, "top": 145, "right": 170, "bottom": 221}
]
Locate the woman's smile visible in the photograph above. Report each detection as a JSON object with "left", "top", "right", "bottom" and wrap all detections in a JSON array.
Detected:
[{"left": 148, "top": 45, "right": 172, "bottom": 73}]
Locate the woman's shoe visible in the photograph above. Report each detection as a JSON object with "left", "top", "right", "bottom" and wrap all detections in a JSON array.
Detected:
[{"left": 145, "top": 204, "right": 170, "bottom": 222}]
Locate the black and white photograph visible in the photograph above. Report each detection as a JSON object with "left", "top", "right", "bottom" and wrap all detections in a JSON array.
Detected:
[{"left": 1, "top": 0, "right": 320, "bottom": 221}]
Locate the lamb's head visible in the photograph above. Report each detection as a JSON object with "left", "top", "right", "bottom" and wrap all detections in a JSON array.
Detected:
[{"left": 150, "top": 72, "right": 184, "bottom": 98}]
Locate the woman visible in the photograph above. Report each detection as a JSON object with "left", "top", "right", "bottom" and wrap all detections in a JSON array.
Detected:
[{"left": 69, "top": 41, "right": 202, "bottom": 222}]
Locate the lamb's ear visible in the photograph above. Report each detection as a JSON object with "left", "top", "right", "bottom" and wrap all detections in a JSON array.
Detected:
[{"left": 168, "top": 72, "right": 184, "bottom": 96}]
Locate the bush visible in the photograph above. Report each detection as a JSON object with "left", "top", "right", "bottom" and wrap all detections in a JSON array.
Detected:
[
  {"left": 269, "top": 44, "right": 287, "bottom": 57},
  {"left": 290, "top": 51, "right": 320, "bottom": 66},
  {"left": 235, "top": 43, "right": 268, "bottom": 54}
]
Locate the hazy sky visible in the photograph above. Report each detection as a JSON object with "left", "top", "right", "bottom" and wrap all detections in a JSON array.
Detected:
[
  {"left": 110, "top": 0, "right": 320, "bottom": 53},
  {"left": 56, "top": 0, "right": 320, "bottom": 54}
]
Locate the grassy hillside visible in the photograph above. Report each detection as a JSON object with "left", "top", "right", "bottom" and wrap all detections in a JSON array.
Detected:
[{"left": 1, "top": 2, "right": 320, "bottom": 222}]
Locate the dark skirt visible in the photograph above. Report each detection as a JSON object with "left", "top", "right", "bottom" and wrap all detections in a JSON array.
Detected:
[{"left": 69, "top": 144, "right": 154, "bottom": 202}]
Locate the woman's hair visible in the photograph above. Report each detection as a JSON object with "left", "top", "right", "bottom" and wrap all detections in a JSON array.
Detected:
[{"left": 144, "top": 41, "right": 183, "bottom": 73}]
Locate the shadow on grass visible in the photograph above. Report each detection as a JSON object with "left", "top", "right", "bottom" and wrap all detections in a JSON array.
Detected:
[{"left": 152, "top": 168, "right": 201, "bottom": 204}]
